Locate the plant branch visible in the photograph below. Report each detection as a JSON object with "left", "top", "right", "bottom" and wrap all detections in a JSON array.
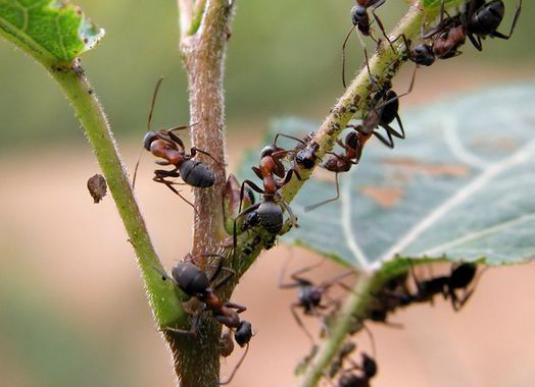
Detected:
[
  {"left": 171, "top": 1, "right": 235, "bottom": 386},
  {"left": 50, "top": 64, "right": 184, "bottom": 328}
]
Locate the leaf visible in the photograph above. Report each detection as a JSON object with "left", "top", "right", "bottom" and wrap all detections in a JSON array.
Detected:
[
  {"left": 241, "top": 85, "right": 535, "bottom": 269},
  {"left": 0, "top": 0, "right": 104, "bottom": 66}
]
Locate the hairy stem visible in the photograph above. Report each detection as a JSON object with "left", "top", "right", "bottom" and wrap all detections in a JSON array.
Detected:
[
  {"left": 51, "top": 65, "right": 184, "bottom": 328},
  {"left": 173, "top": 1, "right": 234, "bottom": 386}
]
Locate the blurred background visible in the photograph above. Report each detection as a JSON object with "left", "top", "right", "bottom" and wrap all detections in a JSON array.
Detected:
[{"left": 1, "top": 1, "right": 535, "bottom": 386}]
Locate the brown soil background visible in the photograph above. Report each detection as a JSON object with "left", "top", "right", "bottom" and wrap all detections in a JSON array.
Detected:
[{"left": 1, "top": 64, "right": 535, "bottom": 386}]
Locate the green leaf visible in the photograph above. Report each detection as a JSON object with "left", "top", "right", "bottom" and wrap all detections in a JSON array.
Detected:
[
  {"left": 241, "top": 85, "right": 535, "bottom": 269},
  {"left": 0, "top": 0, "right": 104, "bottom": 66},
  {"left": 423, "top": 0, "right": 460, "bottom": 9}
]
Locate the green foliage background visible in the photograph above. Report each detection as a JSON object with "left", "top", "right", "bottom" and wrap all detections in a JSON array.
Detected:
[{"left": 0, "top": 0, "right": 532, "bottom": 150}]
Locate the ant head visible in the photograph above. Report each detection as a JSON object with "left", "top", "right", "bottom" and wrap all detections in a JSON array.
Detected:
[
  {"left": 143, "top": 131, "right": 159, "bottom": 151},
  {"left": 234, "top": 320, "right": 253, "bottom": 347},
  {"left": 351, "top": 5, "right": 367, "bottom": 25},
  {"left": 296, "top": 148, "right": 317, "bottom": 169},
  {"left": 413, "top": 44, "right": 436, "bottom": 66},
  {"left": 361, "top": 353, "right": 378, "bottom": 378}
]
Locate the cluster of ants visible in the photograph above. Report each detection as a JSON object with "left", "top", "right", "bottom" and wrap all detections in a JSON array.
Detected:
[
  {"left": 283, "top": 260, "right": 482, "bottom": 386},
  {"left": 133, "top": 0, "right": 520, "bottom": 384}
]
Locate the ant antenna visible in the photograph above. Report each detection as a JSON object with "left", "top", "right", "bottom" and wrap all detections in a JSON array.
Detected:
[
  {"left": 342, "top": 25, "right": 355, "bottom": 89},
  {"left": 132, "top": 77, "right": 165, "bottom": 188},
  {"left": 219, "top": 343, "right": 250, "bottom": 385}
]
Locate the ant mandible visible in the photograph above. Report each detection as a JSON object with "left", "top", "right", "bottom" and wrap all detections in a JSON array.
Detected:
[
  {"left": 279, "top": 259, "right": 355, "bottom": 343},
  {"left": 233, "top": 144, "right": 300, "bottom": 250},
  {"left": 136, "top": 79, "right": 222, "bottom": 209},
  {"left": 463, "top": 0, "right": 522, "bottom": 51}
]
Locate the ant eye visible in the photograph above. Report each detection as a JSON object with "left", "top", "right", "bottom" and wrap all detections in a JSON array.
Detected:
[{"left": 143, "top": 131, "right": 158, "bottom": 151}]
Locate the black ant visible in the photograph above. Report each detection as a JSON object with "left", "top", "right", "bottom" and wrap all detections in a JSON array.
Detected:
[
  {"left": 463, "top": 0, "right": 522, "bottom": 51},
  {"left": 279, "top": 259, "right": 355, "bottom": 343},
  {"left": 233, "top": 144, "right": 300, "bottom": 251},
  {"left": 337, "top": 352, "right": 378, "bottom": 387},
  {"left": 135, "top": 79, "right": 222, "bottom": 209},
  {"left": 411, "top": 262, "right": 481, "bottom": 311}
]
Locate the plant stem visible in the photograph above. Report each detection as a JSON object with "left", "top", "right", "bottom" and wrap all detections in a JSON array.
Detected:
[
  {"left": 173, "top": 1, "right": 234, "bottom": 386},
  {"left": 51, "top": 65, "right": 184, "bottom": 328}
]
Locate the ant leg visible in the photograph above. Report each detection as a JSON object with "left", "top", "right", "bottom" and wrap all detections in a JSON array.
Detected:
[
  {"left": 341, "top": 25, "right": 356, "bottom": 88},
  {"left": 233, "top": 202, "right": 261, "bottom": 256},
  {"left": 224, "top": 301, "right": 247, "bottom": 314},
  {"left": 372, "top": 128, "right": 395, "bottom": 149},
  {"left": 422, "top": 0, "right": 447, "bottom": 39},
  {"left": 281, "top": 200, "right": 299, "bottom": 228},
  {"left": 305, "top": 172, "right": 341, "bottom": 212},
  {"left": 191, "top": 147, "right": 226, "bottom": 166},
  {"left": 165, "top": 314, "right": 200, "bottom": 337},
  {"left": 153, "top": 175, "right": 198, "bottom": 213},
  {"left": 279, "top": 259, "right": 325, "bottom": 289},
  {"left": 371, "top": 1, "right": 395, "bottom": 54},
  {"left": 218, "top": 343, "right": 250, "bottom": 385},
  {"left": 291, "top": 303, "right": 316, "bottom": 345},
  {"left": 273, "top": 132, "right": 306, "bottom": 147},
  {"left": 320, "top": 270, "right": 357, "bottom": 290},
  {"left": 494, "top": 0, "right": 522, "bottom": 40},
  {"left": 467, "top": 31, "right": 483, "bottom": 51}
]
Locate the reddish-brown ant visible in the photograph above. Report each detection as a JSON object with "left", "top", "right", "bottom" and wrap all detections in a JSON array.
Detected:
[
  {"left": 159, "top": 253, "right": 253, "bottom": 385},
  {"left": 306, "top": 59, "right": 415, "bottom": 211},
  {"left": 233, "top": 144, "right": 300, "bottom": 251},
  {"left": 422, "top": 2, "right": 467, "bottom": 59},
  {"left": 463, "top": 0, "right": 522, "bottom": 51},
  {"left": 279, "top": 259, "right": 355, "bottom": 343},
  {"left": 135, "top": 79, "right": 222, "bottom": 209}
]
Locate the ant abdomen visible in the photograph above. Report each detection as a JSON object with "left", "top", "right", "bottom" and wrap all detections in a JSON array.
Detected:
[
  {"left": 256, "top": 201, "right": 284, "bottom": 234},
  {"left": 469, "top": 1, "right": 505, "bottom": 35},
  {"left": 234, "top": 320, "right": 253, "bottom": 347},
  {"left": 179, "top": 159, "right": 216, "bottom": 188},
  {"left": 172, "top": 262, "right": 210, "bottom": 296}
]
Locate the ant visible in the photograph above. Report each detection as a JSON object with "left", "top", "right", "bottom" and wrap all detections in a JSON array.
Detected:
[
  {"left": 463, "top": 0, "right": 522, "bottom": 51},
  {"left": 306, "top": 59, "right": 415, "bottom": 211},
  {"left": 421, "top": 1, "right": 469, "bottom": 60},
  {"left": 342, "top": 0, "right": 394, "bottom": 88},
  {"left": 411, "top": 262, "right": 482, "bottom": 311},
  {"left": 279, "top": 259, "right": 355, "bottom": 343},
  {"left": 233, "top": 144, "right": 300, "bottom": 251},
  {"left": 162, "top": 253, "right": 249, "bottom": 334},
  {"left": 136, "top": 79, "right": 222, "bottom": 209},
  {"left": 337, "top": 352, "right": 378, "bottom": 387}
]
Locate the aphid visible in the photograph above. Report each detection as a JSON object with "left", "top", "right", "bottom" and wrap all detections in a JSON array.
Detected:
[
  {"left": 87, "top": 174, "right": 107, "bottom": 203},
  {"left": 135, "top": 79, "right": 221, "bottom": 209}
]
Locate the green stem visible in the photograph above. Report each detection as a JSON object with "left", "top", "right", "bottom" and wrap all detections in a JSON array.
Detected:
[{"left": 50, "top": 65, "right": 184, "bottom": 328}]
